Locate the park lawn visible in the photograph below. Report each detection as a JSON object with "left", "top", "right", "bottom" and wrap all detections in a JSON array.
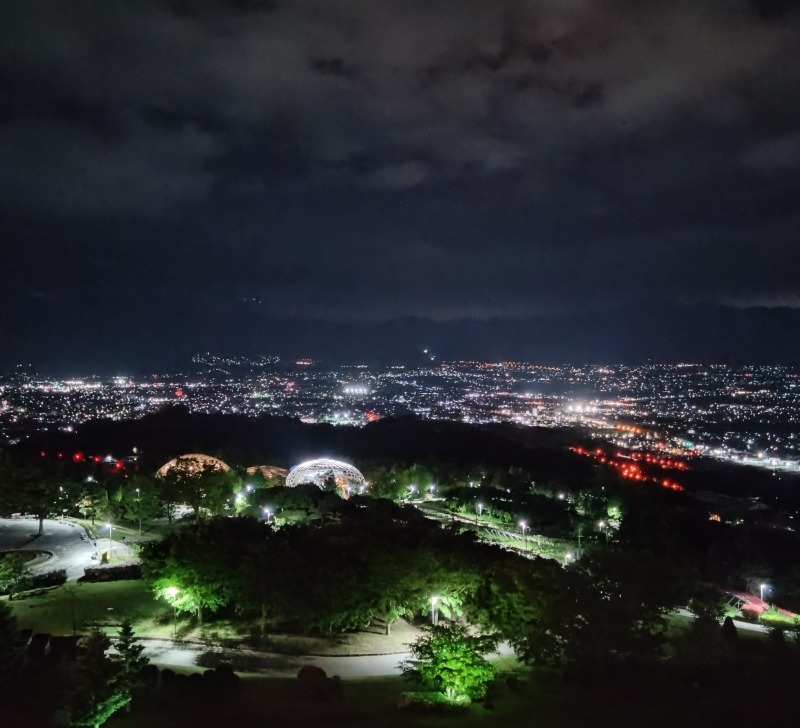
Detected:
[
  {"left": 107, "top": 666, "right": 763, "bottom": 728},
  {"left": 7, "top": 580, "right": 167, "bottom": 636}
]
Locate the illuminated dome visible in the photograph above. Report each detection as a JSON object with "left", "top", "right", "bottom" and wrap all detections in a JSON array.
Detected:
[
  {"left": 285, "top": 458, "right": 366, "bottom": 493},
  {"left": 156, "top": 454, "right": 231, "bottom": 478}
]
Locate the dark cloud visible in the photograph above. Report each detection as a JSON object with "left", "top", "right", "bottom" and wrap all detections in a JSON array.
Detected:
[{"left": 1, "top": 0, "right": 799, "bottom": 368}]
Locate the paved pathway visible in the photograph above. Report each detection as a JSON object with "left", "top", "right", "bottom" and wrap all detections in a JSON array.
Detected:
[
  {"left": 134, "top": 638, "right": 516, "bottom": 678},
  {"left": 0, "top": 517, "right": 98, "bottom": 580}
]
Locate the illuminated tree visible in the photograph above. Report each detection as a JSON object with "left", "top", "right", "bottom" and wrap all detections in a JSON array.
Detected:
[
  {"left": 403, "top": 623, "right": 498, "bottom": 702},
  {"left": 141, "top": 526, "right": 233, "bottom": 624}
]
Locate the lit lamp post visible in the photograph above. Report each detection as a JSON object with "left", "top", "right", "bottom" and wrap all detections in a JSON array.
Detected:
[
  {"left": 429, "top": 483, "right": 436, "bottom": 496},
  {"left": 598, "top": 520, "right": 609, "bottom": 545},
  {"left": 430, "top": 596, "right": 439, "bottom": 626},
  {"left": 105, "top": 523, "right": 113, "bottom": 558},
  {"left": 476, "top": 502, "right": 483, "bottom": 525},
  {"left": 564, "top": 552, "right": 573, "bottom": 566},
  {"left": 263, "top": 507, "right": 272, "bottom": 523},
  {"left": 760, "top": 583, "right": 768, "bottom": 602},
  {"left": 520, "top": 521, "right": 529, "bottom": 552},
  {"left": 166, "top": 586, "right": 178, "bottom": 639},
  {"left": 409, "top": 484, "right": 417, "bottom": 500}
]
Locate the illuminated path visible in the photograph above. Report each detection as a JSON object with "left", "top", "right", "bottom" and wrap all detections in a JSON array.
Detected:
[
  {"left": 136, "top": 639, "right": 515, "bottom": 678},
  {"left": 0, "top": 517, "right": 98, "bottom": 580}
]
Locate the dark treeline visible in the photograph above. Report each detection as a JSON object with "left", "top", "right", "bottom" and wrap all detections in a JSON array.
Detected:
[{"left": 18, "top": 407, "right": 590, "bottom": 477}]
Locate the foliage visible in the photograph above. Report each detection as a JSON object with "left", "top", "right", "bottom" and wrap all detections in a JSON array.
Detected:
[
  {"left": 0, "top": 552, "right": 33, "bottom": 599},
  {"left": 141, "top": 527, "right": 232, "bottom": 624},
  {"left": 0, "top": 600, "right": 26, "bottom": 687},
  {"left": 0, "top": 455, "right": 73, "bottom": 535},
  {"left": 114, "top": 619, "right": 150, "bottom": 692},
  {"left": 403, "top": 623, "right": 498, "bottom": 701},
  {"left": 503, "top": 549, "right": 692, "bottom": 672},
  {"left": 31, "top": 568, "right": 68, "bottom": 589},
  {"left": 119, "top": 475, "right": 162, "bottom": 532},
  {"left": 60, "top": 630, "right": 130, "bottom": 728}
]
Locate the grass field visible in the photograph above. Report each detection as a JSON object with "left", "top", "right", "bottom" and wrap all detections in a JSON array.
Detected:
[
  {"left": 6, "top": 580, "right": 166, "bottom": 635},
  {"left": 4, "top": 579, "right": 423, "bottom": 654}
]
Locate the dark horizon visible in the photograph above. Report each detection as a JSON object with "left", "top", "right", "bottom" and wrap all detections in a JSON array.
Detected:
[{"left": 5, "top": 302, "right": 800, "bottom": 377}]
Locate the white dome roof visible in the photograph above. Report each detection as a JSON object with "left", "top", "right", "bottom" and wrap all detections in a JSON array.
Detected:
[{"left": 285, "top": 458, "right": 365, "bottom": 490}]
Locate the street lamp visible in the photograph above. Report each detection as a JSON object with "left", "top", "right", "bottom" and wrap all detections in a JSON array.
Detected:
[
  {"left": 520, "top": 521, "right": 528, "bottom": 552},
  {"left": 598, "top": 520, "right": 609, "bottom": 545},
  {"left": 564, "top": 552, "right": 573, "bottom": 565},
  {"left": 166, "top": 586, "right": 179, "bottom": 639},
  {"left": 263, "top": 507, "right": 272, "bottom": 523},
  {"left": 430, "top": 596, "right": 439, "bottom": 625},
  {"left": 409, "top": 484, "right": 417, "bottom": 499},
  {"left": 105, "top": 523, "right": 113, "bottom": 558},
  {"left": 429, "top": 483, "right": 436, "bottom": 496},
  {"left": 760, "top": 583, "right": 768, "bottom": 602},
  {"left": 476, "top": 502, "right": 483, "bottom": 524}
]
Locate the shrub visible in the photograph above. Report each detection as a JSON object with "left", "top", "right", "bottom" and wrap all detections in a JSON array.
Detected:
[
  {"left": 31, "top": 569, "right": 67, "bottom": 589},
  {"left": 82, "top": 562, "right": 142, "bottom": 582}
]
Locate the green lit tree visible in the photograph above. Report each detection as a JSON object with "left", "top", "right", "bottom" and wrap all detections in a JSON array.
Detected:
[
  {"left": 403, "top": 623, "right": 498, "bottom": 702},
  {"left": 141, "top": 527, "right": 232, "bottom": 625}
]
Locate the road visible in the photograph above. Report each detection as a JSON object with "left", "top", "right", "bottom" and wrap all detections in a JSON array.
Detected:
[{"left": 0, "top": 517, "right": 98, "bottom": 580}]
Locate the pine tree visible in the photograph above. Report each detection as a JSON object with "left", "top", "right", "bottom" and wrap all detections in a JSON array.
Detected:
[
  {"left": 63, "top": 630, "right": 130, "bottom": 728},
  {"left": 113, "top": 619, "right": 149, "bottom": 690}
]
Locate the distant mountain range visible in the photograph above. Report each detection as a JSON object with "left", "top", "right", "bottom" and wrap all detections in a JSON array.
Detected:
[{"left": 4, "top": 304, "right": 800, "bottom": 375}]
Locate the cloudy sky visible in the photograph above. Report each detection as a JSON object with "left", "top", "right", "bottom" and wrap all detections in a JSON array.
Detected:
[{"left": 2, "top": 1, "right": 799, "bottom": 370}]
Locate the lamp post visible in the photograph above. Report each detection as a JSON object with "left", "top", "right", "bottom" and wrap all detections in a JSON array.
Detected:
[
  {"left": 476, "top": 502, "right": 483, "bottom": 525},
  {"left": 520, "top": 521, "right": 528, "bottom": 552},
  {"left": 760, "top": 583, "right": 768, "bottom": 602},
  {"left": 105, "top": 523, "right": 113, "bottom": 558},
  {"left": 598, "top": 520, "right": 608, "bottom": 545},
  {"left": 166, "top": 586, "right": 178, "bottom": 639},
  {"left": 263, "top": 507, "right": 272, "bottom": 523},
  {"left": 430, "top": 596, "right": 439, "bottom": 625}
]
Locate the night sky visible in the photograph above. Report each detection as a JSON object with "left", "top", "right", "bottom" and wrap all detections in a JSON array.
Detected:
[{"left": 2, "top": 1, "right": 800, "bottom": 372}]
